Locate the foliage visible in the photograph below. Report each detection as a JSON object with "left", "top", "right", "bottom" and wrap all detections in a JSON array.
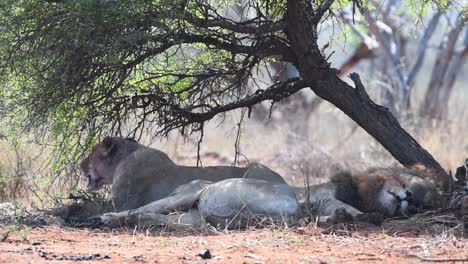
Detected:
[
  {"left": 0, "top": 0, "right": 456, "bottom": 182},
  {"left": 0, "top": 0, "right": 301, "bottom": 158}
]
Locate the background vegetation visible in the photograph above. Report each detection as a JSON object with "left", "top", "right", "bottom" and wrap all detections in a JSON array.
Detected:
[{"left": 0, "top": 0, "right": 465, "bottom": 208}]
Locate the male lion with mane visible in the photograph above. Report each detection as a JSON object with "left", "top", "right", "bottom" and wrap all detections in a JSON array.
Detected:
[{"left": 76, "top": 137, "right": 438, "bottom": 229}]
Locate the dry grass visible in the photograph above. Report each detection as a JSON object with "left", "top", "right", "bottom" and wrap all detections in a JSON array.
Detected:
[
  {"left": 0, "top": 137, "right": 85, "bottom": 210},
  {"left": 416, "top": 113, "right": 468, "bottom": 171}
]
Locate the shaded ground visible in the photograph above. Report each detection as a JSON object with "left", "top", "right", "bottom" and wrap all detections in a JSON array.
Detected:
[{"left": 0, "top": 222, "right": 467, "bottom": 264}]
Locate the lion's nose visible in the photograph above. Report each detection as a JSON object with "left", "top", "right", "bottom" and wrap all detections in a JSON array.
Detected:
[{"left": 405, "top": 191, "right": 413, "bottom": 203}]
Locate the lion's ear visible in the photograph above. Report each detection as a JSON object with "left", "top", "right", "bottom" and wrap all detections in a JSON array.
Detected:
[{"left": 100, "top": 136, "right": 116, "bottom": 157}]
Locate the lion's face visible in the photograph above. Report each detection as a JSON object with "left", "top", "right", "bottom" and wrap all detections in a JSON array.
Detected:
[
  {"left": 80, "top": 155, "right": 113, "bottom": 191},
  {"left": 81, "top": 137, "right": 137, "bottom": 191},
  {"left": 378, "top": 178, "right": 412, "bottom": 216}
]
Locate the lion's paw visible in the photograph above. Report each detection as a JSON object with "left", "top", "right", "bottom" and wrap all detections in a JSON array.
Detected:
[
  {"left": 67, "top": 213, "right": 120, "bottom": 227},
  {"left": 327, "top": 208, "right": 354, "bottom": 224},
  {"left": 355, "top": 212, "right": 383, "bottom": 225}
]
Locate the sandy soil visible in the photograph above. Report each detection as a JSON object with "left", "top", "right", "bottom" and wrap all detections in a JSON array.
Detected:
[{"left": 0, "top": 223, "right": 467, "bottom": 264}]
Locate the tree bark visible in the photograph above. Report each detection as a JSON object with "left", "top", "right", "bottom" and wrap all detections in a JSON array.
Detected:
[{"left": 285, "top": 0, "right": 452, "bottom": 193}]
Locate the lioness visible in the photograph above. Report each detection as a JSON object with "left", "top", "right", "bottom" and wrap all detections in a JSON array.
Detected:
[{"left": 80, "top": 137, "right": 286, "bottom": 211}]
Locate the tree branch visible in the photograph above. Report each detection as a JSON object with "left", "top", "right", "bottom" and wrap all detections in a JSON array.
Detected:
[
  {"left": 315, "top": 0, "right": 335, "bottom": 22},
  {"left": 361, "top": 8, "right": 409, "bottom": 108},
  {"left": 183, "top": 12, "right": 286, "bottom": 34},
  {"left": 421, "top": 13, "right": 466, "bottom": 119},
  {"left": 407, "top": 12, "right": 442, "bottom": 88},
  {"left": 112, "top": 78, "right": 309, "bottom": 135}
]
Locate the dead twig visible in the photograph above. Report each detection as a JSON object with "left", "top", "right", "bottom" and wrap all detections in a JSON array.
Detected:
[{"left": 406, "top": 254, "right": 468, "bottom": 263}]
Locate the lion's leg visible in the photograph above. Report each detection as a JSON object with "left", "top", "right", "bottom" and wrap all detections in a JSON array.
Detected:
[
  {"left": 309, "top": 199, "right": 383, "bottom": 225},
  {"left": 122, "top": 210, "right": 202, "bottom": 228},
  {"left": 296, "top": 185, "right": 383, "bottom": 224},
  {"left": 97, "top": 210, "right": 203, "bottom": 228},
  {"left": 306, "top": 198, "right": 361, "bottom": 223},
  {"left": 198, "top": 178, "right": 300, "bottom": 229},
  {"left": 91, "top": 180, "right": 210, "bottom": 227},
  {"left": 92, "top": 193, "right": 202, "bottom": 228},
  {"left": 314, "top": 198, "right": 363, "bottom": 217},
  {"left": 296, "top": 185, "right": 362, "bottom": 219}
]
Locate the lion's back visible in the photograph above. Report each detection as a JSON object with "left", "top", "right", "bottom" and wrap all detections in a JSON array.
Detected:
[{"left": 111, "top": 146, "right": 177, "bottom": 211}]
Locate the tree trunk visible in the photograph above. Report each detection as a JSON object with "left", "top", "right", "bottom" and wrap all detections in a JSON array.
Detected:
[
  {"left": 420, "top": 14, "right": 466, "bottom": 121},
  {"left": 285, "top": 0, "right": 452, "bottom": 193}
]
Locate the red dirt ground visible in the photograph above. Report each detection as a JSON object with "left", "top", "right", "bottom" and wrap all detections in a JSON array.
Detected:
[{"left": 0, "top": 224, "right": 467, "bottom": 263}]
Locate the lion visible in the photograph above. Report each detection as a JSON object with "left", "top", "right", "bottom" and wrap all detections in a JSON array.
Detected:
[
  {"left": 295, "top": 170, "right": 436, "bottom": 224},
  {"left": 86, "top": 178, "right": 300, "bottom": 229},
  {"left": 74, "top": 137, "right": 438, "bottom": 229},
  {"left": 80, "top": 137, "right": 286, "bottom": 212}
]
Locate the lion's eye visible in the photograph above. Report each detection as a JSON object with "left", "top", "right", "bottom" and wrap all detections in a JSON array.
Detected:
[{"left": 387, "top": 191, "right": 401, "bottom": 200}]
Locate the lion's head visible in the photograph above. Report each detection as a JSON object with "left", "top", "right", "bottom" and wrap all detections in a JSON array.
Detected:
[
  {"left": 81, "top": 137, "right": 139, "bottom": 190},
  {"left": 354, "top": 174, "right": 412, "bottom": 216},
  {"left": 378, "top": 177, "right": 412, "bottom": 215}
]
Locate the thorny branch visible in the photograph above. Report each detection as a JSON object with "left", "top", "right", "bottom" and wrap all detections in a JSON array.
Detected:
[{"left": 104, "top": 78, "right": 308, "bottom": 137}]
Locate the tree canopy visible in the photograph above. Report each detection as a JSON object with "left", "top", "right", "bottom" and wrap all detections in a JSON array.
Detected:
[
  {"left": 1, "top": 0, "right": 298, "bottom": 140},
  {"left": 0, "top": 0, "right": 456, "bottom": 192}
]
